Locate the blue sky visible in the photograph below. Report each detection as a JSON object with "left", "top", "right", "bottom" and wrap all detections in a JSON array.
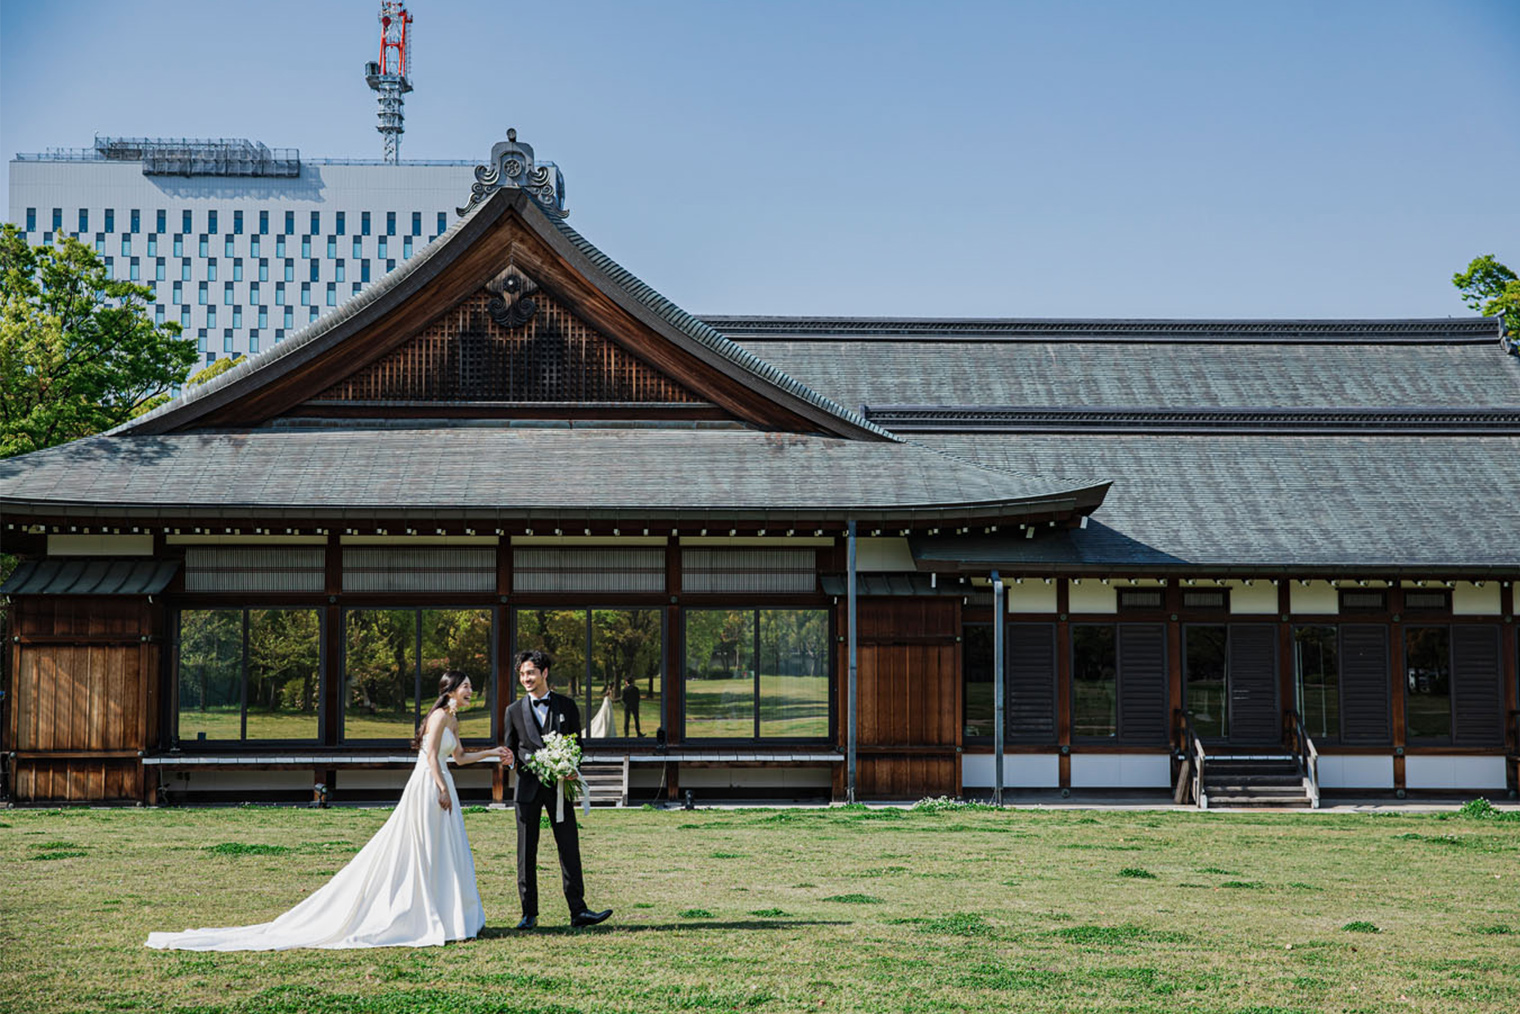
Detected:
[{"left": 3, "top": 0, "right": 1517, "bottom": 319}]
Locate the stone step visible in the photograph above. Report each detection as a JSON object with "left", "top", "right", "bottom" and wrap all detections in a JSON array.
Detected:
[
  {"left": 1205, "top": 783, "right": 1307, "bottom": 796},
  {"left": 1206, "top": 794, "right": 1312, "bottom": 808}
]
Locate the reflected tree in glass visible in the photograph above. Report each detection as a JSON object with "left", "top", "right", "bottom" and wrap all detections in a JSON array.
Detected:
[
  {"left": 422, "top": 608, "right": 493, "bottom": 741},
  {"left": 758, "top": 609, "right": 828, "bottom": 737},
  {"left": 962, "top": 624, "right": 994, "bottom": 738},
  {"left": 344, "top": 610, "right": 417, "bottom": 740},
  {"left": 591, "top": 609, "right": 661, "bottom": 739},
  {"left": 1293, "top": 625, "right": 1339, "bottom": 740},
  {"left": 1404, "top": 626, "right": 1451, "bottom": 741},
  {"left": 683, "top": 609, "right": 755, "bottom": 738},
  {"left": 1071, "top": 625, "right": 1117, "bottom": 738},
  {"left": 178, "top": 610, "right": 242, "bottom": 742},
  {"left": 1184, "top": 625, "right": 1229, "bottom": 740},
  {"left": 515, "top": 609, "right": 587, "bottom": 698},
  {"left": 246, "top": 609, "right": 321, "bottom": 741}
]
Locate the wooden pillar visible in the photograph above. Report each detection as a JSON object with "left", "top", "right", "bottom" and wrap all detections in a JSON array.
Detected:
[
  {"left": 1166, "top": 578, "right": 1184, "bottom": 743},
  {"left": 1389, "top": 591, "right": 1406, "bottom": 793},
  {"left": 1056, "top": 579, "right": 1072, "bottom": 790},
  {"left": 322, "top": 533, "right": 342, "bottom": 793},
  {"left": 493, "top": 537, "right": 512, "bottom": 804},
  {"left": 665, "top": 538, "right": 682, "bottom": 802}
]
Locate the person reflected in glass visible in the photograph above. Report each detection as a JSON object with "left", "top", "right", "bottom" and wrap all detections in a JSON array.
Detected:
[{"left": 621, "top": 674, "right": 645, "bottom": 737}]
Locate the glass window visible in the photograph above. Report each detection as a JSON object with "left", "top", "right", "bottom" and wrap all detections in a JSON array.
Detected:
[
  {"left": 258, "top": 210, "right": 268, "bottom": 234},
  {"left": 25, "top": 208, "right": 36, "bottom": 232},
  {"left": 335, "top": 211, "right": 345, "bottom": 235},
  {"left": 284, "top": 259, "right": 294, "bottom": 282},
  {"left": 181, "top": 308, "right": 191, "bottom": 328},
  {"left": 157, "top": 209, "right": 166, "bottom": 233},
  {"left": 411, "top": 211, "right": 422, "bottom": 236},
  {"left": 276, "top": 235, "right": 287, "bottom": 258},
  {"left": 198, "top": 235, "right": 209, "bottom": 257},
  {"left": 310, "top": 260, "right": 320, "bottom": 282},
  {"left": 377, "top": 236, "right": 389, "bottom": 258},
  {"left": 513, "top": 608, "right": 664, "bottom": 741},
  {"left": 172, "top": 281, "right": 182, "bottom": 303},
  {"left": 147, "top": 235, "right": 157, "bottom": 256},
  {"left": 284, "top": 210, "right": 294, "bottom": 234},
  {"left": 104, "top": 209, "right": 114, "bottom": 232},
  {"left": 1184, "top": 625, "right": 1229, "bottom": 739},
  {"left": 1072, "top": 625, "right": 1117, "bottom": 738},
  {"left": 258, "top": 305, "right": 268, "bottom": 328},
  {"left": 353, "top": 282, "right": 363, "bottom": 296},
  {"left": 327, "top": 236, "right": 337, "bottom": 259},
  {"left": 182, "top": 209, "right": 192, "bottom": 233},
  {"left": 206, "top": 305, "right": 216, "bottom": 327},
  {"left": 249, "top": 283, "right": 260, "bottom": 304},
  {"left": 177, "top": 609, "right": 322, "bottom": 743},
  {"left": 224, "top": 328, "right": 235, "bottom": 350},
  {"left": 207, "top": 210, "right": 218, "bottom": 234},
  {"left": 403, "top": 236, "right": 414, "bottom": 258},
  {"left": 275, "top": 282, "right": 286, "bottom": 304},
  {"left": 154, "top": 305, "right": 164, "bottom": 326},
  {"left": 181, "top": 260, "right": 191, "bottom": 281},
  {"left": 962, "top": 623, "right": 994, "bottom": 738},
  {"left": 196, "top": 330, "right": 206, "bottom": 353},
  {"left": 173, "top": 235, "right": 184, "bottom": 257},
  {"left": 121, "top": 235, "right": 131, "bottom": 255},
  {"left": 283, "top": 306, "right": 294, "bottom": 328},
  {"left": 231, "top": 307, "right": 242, "bottom": 329},
  {"left": 343, "top": 608, "right": 493, "bottom": 742},
  {"left": 128, "top": 258, "right": 139, "bottom": 281},
  {"left": 682, "top": 608, "right": 829, "bottom": 739},
  {"left": 1405, "top": 626, "right": 1452, "bottom": 741},
  {"left": 224, "top": 234, "right": 235, "bottom": 257},
  {"left": 353, "top": 236, "right": 363, "bottom": 259},
  {"left": 310, "top": 211, "right": 321, "bottom": 234},
  {"left": 438, "top": 211, "right": 447, "bottom": 234},
  {"left": 301, "top": 236, "right": 311, "bottom": 259},
  {"left": 258, "top": 258, "right": 268, "bottom": 282},
  {"left": 95, "top": 235, "right": 105, "bottom": 254},
  {"left": 155, "top": 258, "right": 165, "bottom": 281},
  {"left": 207, "top": 258, "right": 217, "bottom": 281},
  {"left": 130, "top": 209, "right": 140, "bottom": 233},
  {"left": 300, "top": 282, "right": 310, "bottom": 305},
  {"left": 233, "top": 210, "right": 243, "bottom": 235},
  {"left": 1294, "top": 625, "right": 1339, "bottom": 740},
  {"left": 52, "top": 208, "right": 63, "bottom": 231},
  {"left": 335, "top": 260, "right": 345, "bottom": 283},
  {"left": 361, "top": 211, "right": 371, "bottom": 235},
  {"left": 79, "top": 209, "right": 90, "bottom": 232},
  {"left": 361, "top": 260, "right": 371, "bottom": 283},
  {"left": 249, "top": 330, "right": 259, "bottom": 353},
  {"left": 206, "top": 352, "right": 216, "bottom": 364},
  {"left": 326, "top": 282, "right": 337, "bottom": 305},
  {"left": 197, "top": 282, "right": 207, "bottom": 305},
  {"left": 232, "top": 258, "right": 243, "bottom": 282},
  {"left": 386, "top": 211, "right": 396, "bottom": 235}
]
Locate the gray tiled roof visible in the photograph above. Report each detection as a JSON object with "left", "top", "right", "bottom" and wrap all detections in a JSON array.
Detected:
[
  {"left": 912, "top": 434, "right": 1520, "bottom": 570},
  {"left": 730, "top": 339, "right": 1520, "bottom": 411},
  {"left": 0, "top": 429, "right": 1107, "bottom": 520}
]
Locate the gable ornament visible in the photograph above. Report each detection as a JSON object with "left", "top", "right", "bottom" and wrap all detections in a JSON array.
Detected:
[
  {"left": 485, "top": 265, "right": 539, "bottom": 329},
  {"left": 457, "top": 128, "right": 568, "bottom": 218}
]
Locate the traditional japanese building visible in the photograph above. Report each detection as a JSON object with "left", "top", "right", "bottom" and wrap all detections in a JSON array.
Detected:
[{"left": 3, "top": 132, "right": 1517, "bottom": 807}]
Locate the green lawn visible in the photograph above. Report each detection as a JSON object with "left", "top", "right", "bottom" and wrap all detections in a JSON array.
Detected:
[{"left": 2, "top": 803, "right": 1517, "bottom": 1013}]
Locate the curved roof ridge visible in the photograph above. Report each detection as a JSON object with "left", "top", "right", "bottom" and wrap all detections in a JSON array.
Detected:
[
  {"left": 110, "top": 202, "right": 484, "bottom": 435},
  {"left": 537, "top": 210, "right": 897, "bottom": 441}
]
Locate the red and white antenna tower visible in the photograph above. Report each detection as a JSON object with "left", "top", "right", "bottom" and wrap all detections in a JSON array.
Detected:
[{"left": 364, "top": 2, "right": 413, "bottom": 164}]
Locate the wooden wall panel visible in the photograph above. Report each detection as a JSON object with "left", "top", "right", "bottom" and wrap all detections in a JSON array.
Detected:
[{"left": 856, "top": 756, "right": 956, "bottom": 799}]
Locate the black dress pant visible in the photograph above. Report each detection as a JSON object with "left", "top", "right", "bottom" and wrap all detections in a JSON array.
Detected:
[{"left": 515, "top": 789, "right": 586, "bottom": 918}]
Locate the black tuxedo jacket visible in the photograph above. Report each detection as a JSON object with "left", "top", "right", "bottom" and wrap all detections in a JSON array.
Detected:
[{"left": 505, "top": 691, "right": 582, "bottom": 802}]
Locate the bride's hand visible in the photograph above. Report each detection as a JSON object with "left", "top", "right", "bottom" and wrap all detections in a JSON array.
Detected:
[{"left": 437, "top": 786, "right": 452, "bottom": 811}]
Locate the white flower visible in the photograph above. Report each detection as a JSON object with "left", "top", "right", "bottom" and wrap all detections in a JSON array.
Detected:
[{"left": 525, "top": 731, "right": 583, "bottom": 802}]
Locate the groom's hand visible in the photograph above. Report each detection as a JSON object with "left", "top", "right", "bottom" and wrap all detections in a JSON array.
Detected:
[
  {"left": 565, "top": 770, "right": 579, "bottom": 782},
  {"left": 495, "top": 746, "right": 514, "bottom": 767}
]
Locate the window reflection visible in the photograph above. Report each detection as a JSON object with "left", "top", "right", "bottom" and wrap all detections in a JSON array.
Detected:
[
  {"left": 1072, "top": 625, "right": 1117, "bottom": 738},
  {"left": 344, "top": 608, "right": 493, "bottom": 742},
  {"left": 683, "top": 608, "right": 829, "bottom": 740},
  {"left": 513, "top": 608, "right": 663, "bottom": 741},
  {"left": 1293, "top": 625, "right": 1339, "bottom": 740},
  {"left": 178, "top": 608, "right": 321, "bottom": 743},
  {"left": 1405, "top": 626, "right": 1452, "bottom": 741},
  {"left": 1184, "top": 625, "right": 1229, "bottom": 740}
]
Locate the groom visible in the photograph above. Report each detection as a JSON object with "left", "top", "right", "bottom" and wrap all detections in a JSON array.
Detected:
[{"left": 505, "top": 649, "right": 613, "bottom": 930}]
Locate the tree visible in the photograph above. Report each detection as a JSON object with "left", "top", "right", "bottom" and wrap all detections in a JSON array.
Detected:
[
  {"left": 0, "top": 224, "right": 196, "bottom": 458},
  {"left": 1452, "top": 254, "right": 1520, "bottom": 354}
]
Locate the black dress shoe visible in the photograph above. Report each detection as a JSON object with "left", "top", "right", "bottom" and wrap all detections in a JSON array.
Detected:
[
  {"left": 570, "top": 908, "right": 612, "bottom": 927},
  {"left": 515, "top": 916, "right": 537, "bottom": 930}
]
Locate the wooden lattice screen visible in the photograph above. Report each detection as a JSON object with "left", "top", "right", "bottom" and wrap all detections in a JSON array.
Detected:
[{"left": 316, "top": 289, "right": 705, "bottom": 404}]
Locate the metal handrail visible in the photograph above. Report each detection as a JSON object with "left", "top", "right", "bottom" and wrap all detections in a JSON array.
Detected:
[{"left": 1285, "top": 709, "right": 1321, "bottom": 810}]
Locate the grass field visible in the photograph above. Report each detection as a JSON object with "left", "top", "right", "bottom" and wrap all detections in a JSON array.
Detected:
[{"left": 2, "top": 802, "right": 1517, "bottom": 1013}]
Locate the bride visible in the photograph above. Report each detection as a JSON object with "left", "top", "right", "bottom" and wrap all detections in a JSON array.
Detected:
[{"left": 147, "top": 670, "right": 510, "bottom": 950}]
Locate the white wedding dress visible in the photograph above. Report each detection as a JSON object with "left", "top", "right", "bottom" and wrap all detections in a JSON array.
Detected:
[
  {"left": 589, "top": 696, "right": 614, "bottom": 739},
  {"left": 146, "top": 726, "right": 485, "bottom": 950}
]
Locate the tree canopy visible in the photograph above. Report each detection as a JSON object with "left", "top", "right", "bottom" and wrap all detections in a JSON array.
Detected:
[
  {"left": 0, "top": 224, "right": 196, "bottom": 458},
  {"left": 1452, "top": 254, "right": 1520, "bottom": 353}
]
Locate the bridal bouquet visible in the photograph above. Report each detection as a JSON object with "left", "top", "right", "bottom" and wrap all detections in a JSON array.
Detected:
[{"left": 525, "top": 731, "right": 583, "bottom": 818}]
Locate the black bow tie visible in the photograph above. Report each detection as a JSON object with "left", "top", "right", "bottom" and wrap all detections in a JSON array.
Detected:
[{"left": 531, "top": 698, "right": 551, "bottom": 708}]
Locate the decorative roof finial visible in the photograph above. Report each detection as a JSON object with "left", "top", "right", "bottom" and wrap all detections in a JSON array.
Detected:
[{"left": 457, "top": 128, "right": 568, "bottom": 218}]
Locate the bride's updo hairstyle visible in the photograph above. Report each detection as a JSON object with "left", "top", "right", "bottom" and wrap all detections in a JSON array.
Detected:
[{"left": 413, "top": 669, "right": 470, "bottom": 750}]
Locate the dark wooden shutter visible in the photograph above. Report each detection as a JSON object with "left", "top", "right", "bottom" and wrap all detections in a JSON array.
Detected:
[
  {"left": 1340, "top": 624, "right": 1391, "bottom": 745},
  {"left": 1006, "top": 623, "right": 1056, "bottom": 744},
  {"left": 1118, "top": 623, "right": 1168, "bottom": 744},
  {"left": 1228, "top": 624, "right": 1280, "bottom": 745},
  {"left": 1451, "top": 625, "right": 1502, "bottom": 746}
]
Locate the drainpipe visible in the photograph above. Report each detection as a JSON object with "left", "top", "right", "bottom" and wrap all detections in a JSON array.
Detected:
[
  {"left": 847, "top": 520, "right": 858, "bottom": 804},
  {"left": 993, "top": 570, "right": 1005, "bottom": 807}
]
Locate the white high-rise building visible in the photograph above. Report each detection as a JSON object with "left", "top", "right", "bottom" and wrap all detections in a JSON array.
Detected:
[{"left": 7, "top": 136, "right": 563, "bottom": 374}]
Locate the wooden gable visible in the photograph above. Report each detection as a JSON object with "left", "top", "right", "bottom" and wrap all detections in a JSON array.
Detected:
[{"left": 127, "top": 187, "right": 887, "bottom": 439}]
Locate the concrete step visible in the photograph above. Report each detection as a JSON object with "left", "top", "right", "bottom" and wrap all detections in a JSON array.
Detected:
[
  {"left": 1205, "top": 783, "right": 1307, "bottom": 796},
  {"left": 1206, "top": 794, "right": 1312, "bottom": 808},
  {"left": 579, "top": 763, "right": 626, "bottom": 806}
]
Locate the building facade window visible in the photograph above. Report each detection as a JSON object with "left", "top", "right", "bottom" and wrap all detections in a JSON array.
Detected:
[
  {"left": 334, "top": 260, "right": 346, "bottom": 283},
  {"left": 207, "top": 210, "right": 218, "bottom": 234},
  {"left": 155, "top": 305, "right": 165, "bottom": 326},
  {"left": 104, "top": 209, "right": 115, "bottom": 232},
  {"left": 403, "top": 236, "right": 414, "bottom": 258},
  {"left": 182, "top": 210, "right": 193, "bottom": 233},
  {"left": 258, "top": 258, "right": 268, "bottom": 282},
  {"left": 176, "top": 609, "right": 323, "bottom": 744},
  {"left": 360, "top": 260, "right": 371, "bottom": 283},
  {"left": 257, "top": 306, "right": 268, "bottom": 329},
  {"left": 121, "top": 235, "right": 131, "bottom": 255},
  {"left": 249, "top": 330, "right": 260, "bottom": 353},
  {"left": 232, "top": 259, "right": 243, "bottom": 282},
  {"left": 437, "top": 211, "right": 447, "bottom": 234},
  {"left": 352, "top": 237, "right": 363, "bottom": 259},
  {"left": 1405, "top": 626, "right": 1452, "bottom": 741},
  {"left": 206, "top": 305, "right": 217, "bottom": 327},
  {"left": 172, "top": 281, "right": 182, "bottom": 304},
  {"left": 130, "top": 209, "right": 140, "bottom": 233},
  {"left": 224, "top": 235, "right": 235, "bottom": 257},
  {"left": 512, "top": 608, "right": 663, "bottom": 740},
  {"left": 327, "top": 236, "right": 337, "bottom": 259},
  {"left": 233, "top": 210, "right": 243, "bottom": 234},
  {"left": 173, "top": 235, "right": 184, "bottom": 257},
  {"left": 197, "top": 282, "right": 208, "bottom": 305},
  {"left": 276, "top": 235, "right": 287, "bottom": 258},
  {"left": 207, "top": 258, "right": 217, "bottom": 281},
  {"left": 386, "top": 211, "right": 396, "bottom": 236},
  {"left": 377, "top": 236, "right": 389, "bottom": 258},
  {"left": 284, "top": 211, "right": 295, "bottom": 234},
  {"left": 96, "top": 235, "right": 106, "bottom": 253},
  {"left": 411, "top": 211, "right": 422, "bottom": 236},
  {"left": 301, "top": 236, "right": 312, "bottom": 259},
  {"left": 155, "top": 258, "right": 165, "bottom": 281},
  {"left": 249, "top": 283, "right": 260, "bottom": 305},
  {"left": 157, "top": 209, "right": 167, "bottom": 233},
  {"left": 310, "top": 211, "right": 321, "bottom": 234},
  {"left": 198, "top": 236, "right": 209, "bottom": 258},
  {"left": 361, "top": 211, "right": 372, "bottom": 235},
  {"left": 335, "top": 211, "right": 345, "bottom": 235},
  {"left": 181, "top": 260, "right": 191, "bottom": 281},
  {"left": 275, "top": 282, "right": 286, "bottom": 304},
  {"left": 309, "top": 259, "right": 320, "bottom": 282},
  {"left": 258, "top": 210, "right": 269, "bottom": 234},
  {"left": 128, "top": 258, "right": 140, "bottom": 281},
  {"left": 343, "top": 608, "right": 493, "bottom": 742},
  {"left": 1293, "top": 625, "right": 1339, "bottom": 740},
  {"left": 25, "top": 208, "right": 36, "bottom": 232},
  {"left": 326, "top": 282, "right": 337, "bottom": 305},
  {"left": 147, "top": 235, "right": 158, "bottom": 256},
  {"left": 250, "top": 236, "right": 260, "bottom": 256},
  {"left": 681, "top": 608, "right": 830, "bottom": 740},
  {"left": 300, "top": 283, "right": 310, "bottom": 306},
  {"left": 284, "top": 259, "right": 294, "bottom": 282},
  {"left": 231, "top": 307, "right": 242, "bottom": 329},
  {"left": 283, "top": 306, "right": 294, "bottom": 329}
]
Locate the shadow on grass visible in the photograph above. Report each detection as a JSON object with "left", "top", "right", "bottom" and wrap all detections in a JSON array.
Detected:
[{"left": 478, "top": 919, "right": 850, "bottom": 938}]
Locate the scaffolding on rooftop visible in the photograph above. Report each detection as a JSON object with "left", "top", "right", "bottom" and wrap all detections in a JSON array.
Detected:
[{"left": 39, "top": 136, "right": 306, "bottom": 177}]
